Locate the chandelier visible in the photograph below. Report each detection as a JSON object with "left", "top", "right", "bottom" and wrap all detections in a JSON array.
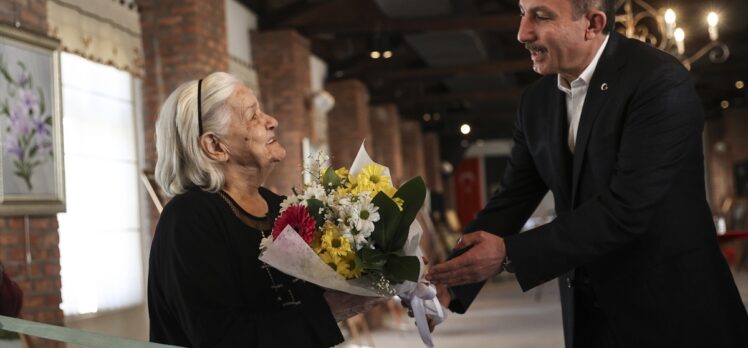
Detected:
[{"left": 614, "top": 0, "right": 730, "bottom": 70}]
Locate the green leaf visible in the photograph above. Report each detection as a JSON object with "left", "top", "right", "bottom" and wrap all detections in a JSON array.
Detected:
[
  {"left": 0, "top": 59, "right": 14, "bottom": 84},
  {"left": 321, "top": 167, "right": 341, "bottom": 191},
  {"left": 305, "top": 198, "right": 326, "bottom": 227},
  {"left": 384, "top": 254, "right": 420, "bottom": 283},
  {"left": 370, "top": 191, "right": 401, "bottom": 251},
  {"left": 37, "top": 87, "right": 45, "bottom": 115},
  {"left": 359, "top": 247, "right": 387, "bottom": 271},
  {"left": 390, "top": 176, "right": 427, "bottom": 250}
]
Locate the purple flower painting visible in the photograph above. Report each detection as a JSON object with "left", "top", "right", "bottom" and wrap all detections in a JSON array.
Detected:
[{"left": 0, "top": 55, "right": 54, "bottom": 191}]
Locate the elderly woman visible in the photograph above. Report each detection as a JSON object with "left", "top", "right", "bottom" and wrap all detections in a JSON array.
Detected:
[{"left": 148, "top": 72, "right": 375, "bottom": 347}]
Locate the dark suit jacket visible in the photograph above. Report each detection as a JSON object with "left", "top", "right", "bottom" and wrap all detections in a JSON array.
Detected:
[{"left": 450, "top": 32, "right": 748, "bottom": 347}]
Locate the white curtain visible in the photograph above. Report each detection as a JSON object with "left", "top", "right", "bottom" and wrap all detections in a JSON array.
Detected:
[
  {"left": 57, "top": 53, "right": 144, "bottom": 315},
  {"left": 47, "top": 0, "right": 144, "bottom": 77}
]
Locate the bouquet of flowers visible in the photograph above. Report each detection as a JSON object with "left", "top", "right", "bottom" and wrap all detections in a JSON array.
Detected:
[{"left": 259, "top": 143, "right": 444, "bottom": 346}]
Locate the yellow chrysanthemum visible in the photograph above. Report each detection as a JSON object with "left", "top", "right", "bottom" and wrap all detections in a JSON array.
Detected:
[
  {"left": 319, "top": 250, "right": 339, "bottom": 270},
  {"left": 337, "top": 252, "right": 363, "bottom": 279},
  {"left": 356, "top": 163, "right": 394, "bottom": 192},
  {"left": 393, "top": 197, "right": 404, "bottom": 211},
  {"left": 335, "top": 167, "right": 349, "bottom": 180},
  {"left": 311, "top": 227, "right": 324, "bottom": 253},
  {"left": 320, "top": 222, "right": 353, "bottom": 257}
]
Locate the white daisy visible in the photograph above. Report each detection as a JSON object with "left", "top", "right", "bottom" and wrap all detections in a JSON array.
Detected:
[
  {"left": 259, "top": 235, "right": 273, "bottom": 251},
  {"left": 303, "top": 183, "right": 326, "bottom": 201},
  {"left": 350, "top": 195, "right": 380, "bottom": 237},
  {"left": 279, "top": 195, "right": 300, "bottom": 213}
]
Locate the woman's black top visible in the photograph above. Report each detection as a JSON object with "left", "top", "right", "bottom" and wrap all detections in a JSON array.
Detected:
[{"left": 148, "top": 188, "right": 344, "bottom": 347}]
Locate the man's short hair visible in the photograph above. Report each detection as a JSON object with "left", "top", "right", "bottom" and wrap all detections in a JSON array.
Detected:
[{"left": 572, "top": 0, "right": 616, "bottom": 34}]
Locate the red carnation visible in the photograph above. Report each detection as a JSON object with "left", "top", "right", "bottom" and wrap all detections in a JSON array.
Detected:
[{"left": 272, "top": 205, "right": 317, "bottom": 244}]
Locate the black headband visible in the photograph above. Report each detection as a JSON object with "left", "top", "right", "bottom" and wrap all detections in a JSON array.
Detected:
[{"left": 197, "top": 79, "right": 204, "bottom": 136}]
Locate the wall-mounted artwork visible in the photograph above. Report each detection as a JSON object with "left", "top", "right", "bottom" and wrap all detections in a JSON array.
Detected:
[{"left": 0, "top": 25, "right": 65, "bottom": 215}]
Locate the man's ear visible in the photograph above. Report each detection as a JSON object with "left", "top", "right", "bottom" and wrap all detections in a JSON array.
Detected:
[
  {"left": 200, "top": 133, "right": 229, "bottom": 162},
  {"left": 585, "top": 10, "right": 607, "bottom": 40}
]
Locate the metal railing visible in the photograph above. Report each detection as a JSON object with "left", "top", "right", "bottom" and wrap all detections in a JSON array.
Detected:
[{"left": 0, "top": 315, "right": 180, "bottom": 348}]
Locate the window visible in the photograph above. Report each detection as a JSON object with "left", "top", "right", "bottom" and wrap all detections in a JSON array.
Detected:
[{"left": 57, "top": 53, "right": 145, "bottom": 315}]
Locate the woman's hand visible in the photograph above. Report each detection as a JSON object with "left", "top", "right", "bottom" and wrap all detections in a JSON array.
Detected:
[{"left": 323, "top": 290, "right": 388, "bottom": 322}]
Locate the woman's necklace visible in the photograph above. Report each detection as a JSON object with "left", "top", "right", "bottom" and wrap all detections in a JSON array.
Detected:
[{"left": 218, "top": 191, "right": 301, "bottom": 307}]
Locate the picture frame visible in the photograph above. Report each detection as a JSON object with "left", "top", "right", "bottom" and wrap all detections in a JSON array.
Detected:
[{"left": 0, "top": 25, "right": 65, "bottom": 215}]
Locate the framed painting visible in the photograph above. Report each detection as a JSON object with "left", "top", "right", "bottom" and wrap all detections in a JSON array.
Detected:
[{"left": 0, "top": 25, "right": 65, "bottom": 215}]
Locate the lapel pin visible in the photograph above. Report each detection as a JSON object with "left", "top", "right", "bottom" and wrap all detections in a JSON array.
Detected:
[{"left": 601, "top": 83, "right": 609, "bottom": 91}]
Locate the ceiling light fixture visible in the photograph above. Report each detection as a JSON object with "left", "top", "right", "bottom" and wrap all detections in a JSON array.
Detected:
[
  {"left": 460, "top": 124, "right": 471, "bottom": 135},
  {"left": 616, "top": 2, "right": 729, "bottom": 69}
]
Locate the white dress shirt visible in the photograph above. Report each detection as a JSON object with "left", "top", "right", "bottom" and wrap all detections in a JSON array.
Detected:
[{"left": 557, "top": 35, "right": 610, "bottom": 153}]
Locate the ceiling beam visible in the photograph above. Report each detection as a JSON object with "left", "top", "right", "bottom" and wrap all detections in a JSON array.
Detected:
[
  {"left": 378, "top": 59, "right": 532, "bottom": 80},
  {"left": 258, "top": 0, "right": 326, "bottom": 29},
  {"left": 372, "top": 87, "right": 524, "bottom": 105},
  {"left": 282, "top": 14, "right": 520, "bottom": 34}
]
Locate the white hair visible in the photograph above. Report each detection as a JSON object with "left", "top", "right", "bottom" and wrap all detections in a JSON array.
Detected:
[{"left": 155, "top": 72, "right": 240, "bottom": 197}]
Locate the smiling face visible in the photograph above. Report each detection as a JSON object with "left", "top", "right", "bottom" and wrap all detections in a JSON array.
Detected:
[
  {"left": 517, "top": 0, "right": 601, "bottom": 81},
  {"left": 222, "top": 83, "right": 286, "bottom": 171}
]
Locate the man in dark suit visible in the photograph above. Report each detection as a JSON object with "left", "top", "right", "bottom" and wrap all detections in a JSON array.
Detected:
[{"left": 426, "top": 0, "right": 748, "bottom": 346}]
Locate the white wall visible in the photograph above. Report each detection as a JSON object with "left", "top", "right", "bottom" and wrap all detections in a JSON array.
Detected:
[
  {"left": 225, "top": 0, "right": 258, "bottom": 66},
  {"left": 225, "top": 0, "right": 259, "bottom": 90}
]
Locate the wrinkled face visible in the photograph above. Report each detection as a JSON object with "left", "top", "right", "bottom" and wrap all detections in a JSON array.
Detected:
[
  {"left": 518, "top": 0, "right": 592, "bottom": 78},
  {"left": 222, "top": 84, "right": 286, "bottom": 170}
]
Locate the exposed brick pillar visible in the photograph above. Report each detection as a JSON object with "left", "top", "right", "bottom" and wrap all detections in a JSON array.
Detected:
[
  {"left": 369, "top": 104, "right": 404, "bottom": 184},
  {"left": 251, "top": 30, "right": 312, "bottom": 194},
  {"left": 326, "top": 79, "right": 372, "bottom": 168},
  {"left": 137, "top": 0, "right": 228, "bottom": 232},
  {"left": 400, "top": 121, "right": 427, "bottom": 182},
  {"left": 0, "top": 2, "right": 63, "bottom": 347},
  {"left": 423, "top": 132, "right": 444, "bottom": 194},
  {"left": 137, "top": 0, "right": 229, "bottom": 171}
]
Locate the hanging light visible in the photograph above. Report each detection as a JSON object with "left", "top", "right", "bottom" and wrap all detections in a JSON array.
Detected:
[
  {"left": 460, "top": 124, "right": 471, "bottom": 135},
  {"left": 707, "top": 12, "right": 719, "bottom": 41}
]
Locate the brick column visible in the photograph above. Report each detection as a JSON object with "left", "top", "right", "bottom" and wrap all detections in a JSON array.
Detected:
[
  {"left": 251, "top": 30, "right": 312, "bottom": 194},
  {"left": 422, "top": 132, "right": 444, "bottom": 193},
  {"left": 137, "top": 0, "right": 229, "bottom": 170},
  {"left": 0, "top": 2, "right": 64, "bottom": 347},
  {"left": 400, "top": 120, "right": 427, "bottom": 182},
  {"left": 137, "top": 0, "right": 228, "bottom": 232},
  {"left": 326, "top": 79, "right": 372, "bottom": 168},
  {"left": 369, "top": 104, "right": 404, "bottom": 184}
]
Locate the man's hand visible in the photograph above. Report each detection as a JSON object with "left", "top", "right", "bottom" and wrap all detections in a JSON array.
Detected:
[{"left": 426, "top": 231, "right": 506, "bottom": 287}]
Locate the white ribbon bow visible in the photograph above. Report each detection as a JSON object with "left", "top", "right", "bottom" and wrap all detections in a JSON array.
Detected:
[{"left": 404, "top": 281, "right": 446, "bottom": 347}]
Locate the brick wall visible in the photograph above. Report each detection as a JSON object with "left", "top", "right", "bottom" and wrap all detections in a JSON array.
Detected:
[
  {"left": 326, "top": 79, "right": 373, "bottom": 168},
  {"left": 0, "top": 0, "right": 47, "bottom": 35},
  {"left": 0, "top": 2, "right": 64, "bottom": 348},
  {"left": 400, "top": 120, "right": 427, "bottom": 182},
  {"left": 251, "top": 30, "right": 312, "bottom": 194},
  {"left": 137, "top": 0, "right": 228, "bottom": 229},
  {"left": 369, "top": 104, "right": 404, "bottom": 184},
  {"left": 423, "top": 132, "right": 444, "bottom": 193},
  {"left": 137, "top": 0, "right": 229, "bottom": 171}
]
